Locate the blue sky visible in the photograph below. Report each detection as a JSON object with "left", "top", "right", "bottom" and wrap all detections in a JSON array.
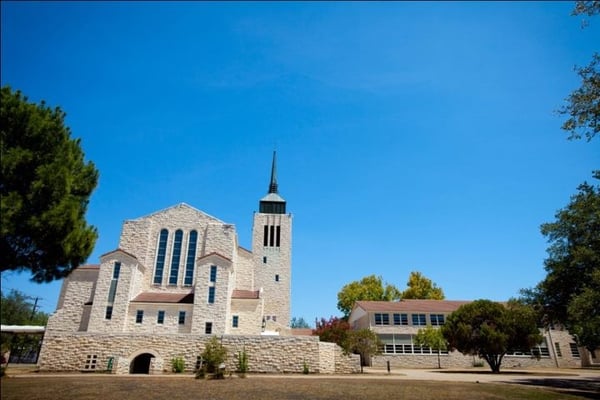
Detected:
[{"left": 1, "top": 2, "right": 598, "bottom": 325}]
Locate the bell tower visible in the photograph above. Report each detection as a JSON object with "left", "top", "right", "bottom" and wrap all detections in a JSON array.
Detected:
[{"left": 252, "top": 151, "right": 292, "bottom": 332}]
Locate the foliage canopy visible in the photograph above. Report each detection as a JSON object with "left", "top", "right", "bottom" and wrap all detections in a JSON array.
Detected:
[
  {"left": 401, "top": 271, "right": 445, "bottom": 300},
  {"left": 1, "top": 86, "right": 99, "bottom": 282},
  {"left": 337, "top": 275, "right": 401, "bottom": 317},
  {"left": 441, "top": 300, "right": 542, "bottom": 373},
  {"left": 558, "top": 1, "right": 599, "bottom": 141},
  {"left": 524, "top": 175, "right": 600, "bottom": 352}
]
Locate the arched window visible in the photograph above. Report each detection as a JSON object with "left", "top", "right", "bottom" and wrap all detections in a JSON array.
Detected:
[
  {"left": 184, "top": 230, "right": 198, "bottom": 286},
  {"left": 169, "top": 229, "right": 183, "bottom": 285},
  {"left": 153, "top": 229, "right": 169, "bottom": 285}
]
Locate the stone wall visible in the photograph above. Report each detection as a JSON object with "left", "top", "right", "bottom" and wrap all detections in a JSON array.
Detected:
[
  {"left": 371, "top": 351, "right": 562, "bottom": 370},
  {"left": 38, "top": 333, "right": 360, "bottom": 374}
]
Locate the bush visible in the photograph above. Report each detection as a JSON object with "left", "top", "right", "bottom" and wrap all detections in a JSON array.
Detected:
[
  {"left": 171, "top": 356, "right": 185, "bottom": 373},
  {"left": 237, "top": 348, "right": 248, "bottom": 377},
  {"left": 195, "top": 336, "right": 227, "bottom": 380},
  {"left": 303, "top": 360, "right": 309, "bottom": 374}
]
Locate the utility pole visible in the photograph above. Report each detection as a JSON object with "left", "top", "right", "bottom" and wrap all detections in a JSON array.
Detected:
[{"left": 30, "top": 297, "right": 40, "bottom": 321}]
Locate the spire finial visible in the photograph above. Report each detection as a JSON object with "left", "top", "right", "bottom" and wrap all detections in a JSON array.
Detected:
[{"left": 268, "top": 150, "right": 278, "bottom": 194}]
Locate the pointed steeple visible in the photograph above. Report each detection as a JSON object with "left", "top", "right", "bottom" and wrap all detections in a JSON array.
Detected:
[
  {"left": 268, "top": 151, "right": 278, "bottom": 194},
  {"left": 259, "top": 151, "right": 286, "bottom": 214}
]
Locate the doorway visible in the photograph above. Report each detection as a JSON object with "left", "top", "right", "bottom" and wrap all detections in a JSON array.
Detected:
[{"left": 130, "top": 353, "right": 154, "bottom": 374}]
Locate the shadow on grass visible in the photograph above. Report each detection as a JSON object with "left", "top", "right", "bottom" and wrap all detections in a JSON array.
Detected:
[{"left": 504, "top": 377, "right": 600, "bottom": 400}]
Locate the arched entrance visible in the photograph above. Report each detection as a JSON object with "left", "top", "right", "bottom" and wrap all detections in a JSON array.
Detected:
[{"left": 130, "top": 353, "right": 155, "bottom": 374}]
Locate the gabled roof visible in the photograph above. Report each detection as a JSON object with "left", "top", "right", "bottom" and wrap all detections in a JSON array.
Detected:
[
  {"left": 353, "top": 300, "right": 471, "bottom": 314},
  {"left": 197, "top": 252, "right": 232, "bottom": 263},
  {"left": 231, "top": 290, "right": 260, "bottom": 299},
  {"left": 100, "top": 248, "right": 138, "bottom": 260},
  {"left": 127, "top": 202, "right": 226, "bottom": 224},
  {"left": 131, "top": 292, "right": 194, "bottom": 304}
]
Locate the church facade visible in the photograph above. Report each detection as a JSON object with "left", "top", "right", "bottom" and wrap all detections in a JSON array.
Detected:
[
  {"left": 46, "top": 152, "right": 291, "bottom": 338},
  {"left": 38, "top": 154, "right": 360, "bottom": 374}
]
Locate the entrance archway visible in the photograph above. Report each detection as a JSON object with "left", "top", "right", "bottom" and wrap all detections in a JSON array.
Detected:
[{"left": 130, "top": 353, "right": 155, "bottom": 374}]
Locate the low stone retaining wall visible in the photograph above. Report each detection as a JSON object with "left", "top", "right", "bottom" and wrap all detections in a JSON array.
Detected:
[{"left": 38, "top": 333, "right": 360, "bottom": 374}]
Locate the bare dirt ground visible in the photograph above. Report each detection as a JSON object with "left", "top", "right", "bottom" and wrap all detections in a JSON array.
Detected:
[{"left": 1, "top": 366, "right": 599, "bottom": 400}]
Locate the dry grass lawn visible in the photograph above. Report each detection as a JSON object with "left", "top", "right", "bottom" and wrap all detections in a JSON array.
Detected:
[{"left": 0, "top": 375, "right": 594, "bottom": 400}]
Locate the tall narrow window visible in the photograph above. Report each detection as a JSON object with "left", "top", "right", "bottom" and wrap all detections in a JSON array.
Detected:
[
  {"left": 276, "top": 226, "right": 281, "bottom": 247},
  {"left": 113, "top": 262, "right": 121, "bottom": 279},
  {"left": 178, "top": 311, "right": 186, "bottom": 325},
  {"left": 269, "top": 225, "right": 275, "bottom": 247},
  {"left": 184, "top": 230, "right": 198, "bottom": 286},
  {"left": 136, "top": 310, "right": 144, "bottom": 324},
  {"left": 108, "top": 261, "right": 121, "bottom": 303},
  {"left": 157, "top": 310, "right": 165, "bottom": 324},
  {"left": 169, "top": 229, "right": 183, "bottom": 285},
  {"left": 105, "top": 306, "right": 113, "bottom": 320},
  {"left": 210, "top": 265, "right": 217, "bottom": 282},
  {"left": 208, "top": 287, "right": 215, "bottom": 304},
  {"left": 275, "top": 274, "right": 279, "bottom": 282},
  {"left": 205, "top": 322, "right": 212, "bottom": 334},
  {"left": 232, "top": 315, "right": 239, "bottom": 328},
  {"left": 263, "top": 225, "right": 269, "bottom": 246},
  {"left": 153, "top": 229, "right": 169, "bottom": 284}
]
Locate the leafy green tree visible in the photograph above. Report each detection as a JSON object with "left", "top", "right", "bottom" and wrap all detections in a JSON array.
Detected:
[
  {"left": 313, "top": 316, "right": 350, "bottom": 347},
  {"left": 414, "top": 325, "right": 448, "bottom": 369},
  {"left": 401, "top": 271, "right": 445, "bottom": 300},
  {"left": 0, "top": 289, "right": 49, "bottom": 326},
  {"left": 1, "top": 289, "right": 49, "bottom": 364},
  {"left": 290, "top": 317, "right": 311, "bottom": 329},
  {"left": 1, "top": 86, "right": 99, "bottom": 282},
  {"left": 558, "top": 2, "right": 599, "bottom": 141},
  {"left": 528, "top": 175, "right": 600, "bottom": 353},
  {"left": 342, "top": 329, "right": 382, "bottom": 373},
  {"left": 337, "top": 275, "right": 401, "bottom": 318},
  {"left": 441, "top": 300, "right": 542, "bottom": 373}
]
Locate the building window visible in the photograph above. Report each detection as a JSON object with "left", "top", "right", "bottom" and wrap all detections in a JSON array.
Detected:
[
  {"left": 232, "top": 315, "right": 239, "bottom": 328},
  {"left": 136, "top": 310, "right": 144, "bottom": 324},
  {"left": 569, "top": 343, "right": 580, "bottom": 358},
  {"left": 105, "top": 306, "right": 113, "bottom": 320},
  {"left": 555, "top": 342, "right": 562, "bottom": 357},
  {"left": 412, "top": 314, "right": 427, "bottom": 326},
  {"left": 157, "top": 310, "right": 165, "bottom": 324},
  {"left": 179, "top": 311, "right": 186, "bottom": 325},
  {"left": 84, "top": 354, "right": 98, "bottom": 370},
  {"left": 275, "top": 274, "right": 279, "bottom": 282},
  {"left": 374, "top": 313, "right": 390, "bottom": 325},
  {"left": 393, "top": 313, "right": 408, "bottom": 325},
  {"left": 169, "top": 229, "right": 183, "bottom": 285},
  {"left": 263, "top": 225, "right": 269, "bottom": 246},
  {"left": 263, "top": 256, "right": 267, "bottom": 264},
  {"left": 108, "top": 261, "right": 121, "bottom": 303},
  {"left": 205, "top": 322, "right": 212, "bottom": 334},
  {"left": 107, "top": 280, "right": 118, "bottom": 303},
  {"left": 208, "top": 287, "right": 215, "bottom": 304},
  {"left": 430, "top": 314, "right": 445, "bottom": 326},
  {"left": 269, "top": 225, "right": 275, "bottom": 247},
  {"left": 184, "top": 230, "right": 198, "bottom": 286},
  {"left": 113, "top": 262, "right": 121, "bottom": 279},
  {"left": 276, "top": 226, "right": 281, "bottom": 247},
  {"left": 153, "top": 229, "right": 169, "bottom": 284},
  {"left": 210, "top": 265, "right": 217, "bottom": 283},
  {"left": 379, "top": 333, "right": 449, "bottom": 355}
]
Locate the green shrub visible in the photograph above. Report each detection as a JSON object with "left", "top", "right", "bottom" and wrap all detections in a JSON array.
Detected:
[
  {"left": 303, "top": 360, "right": 309, "bottom": 374},
  {"left": 195, "top": 336, "right": 227, "bottom": 380},
  {"left": 171, "top": 356, "right": 185, "bottom": 373},
  {"left": 237, "top": 348, "right": 248, "bottom": 377}
]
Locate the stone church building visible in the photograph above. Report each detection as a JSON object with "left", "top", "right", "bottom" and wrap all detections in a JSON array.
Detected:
[{"left": 38, "top": 153, "right": 360, "bottom": 374}]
